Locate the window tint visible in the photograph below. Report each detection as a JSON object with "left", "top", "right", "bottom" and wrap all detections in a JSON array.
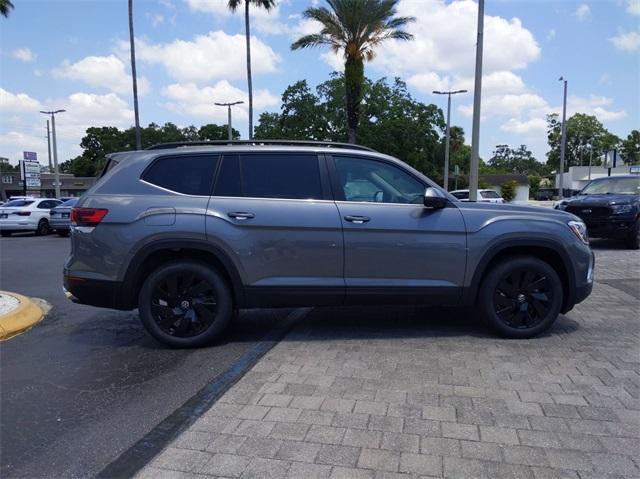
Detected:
[
  {"left": 3, "top": 200, "right": 34, "bottom": 207},
  {"left": 451, "top": 191, "right": 469, "bottom": 200},
  {"left": 241, "top": 154, "right": 322, "bottom": 200},
  {"left": 480, "top": 190, "right": 501, "bottom": 199},
  {"left": 214, "top": 155, "right": 242, "bottom": 197},
  {"left": 62, "top": 198, "right": 78, "bottom": 207},
  {"left": 143, "top": 155, "right": 217, "bottom": 195},
  {"left": 38, "top": 201, "right": 57, "bottom": 209},
  {"left": 334, "top": 156, "right": 424, "bottom": 204}
]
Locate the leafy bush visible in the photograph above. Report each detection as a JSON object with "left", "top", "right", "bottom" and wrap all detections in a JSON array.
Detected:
[{"left": 500, "top": 180, "right": 518, "bottom": 202}]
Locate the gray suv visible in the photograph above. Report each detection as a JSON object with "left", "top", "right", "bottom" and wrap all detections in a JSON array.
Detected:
[{"left": 64, "top": 141, "right": 594, "bottom": 347}]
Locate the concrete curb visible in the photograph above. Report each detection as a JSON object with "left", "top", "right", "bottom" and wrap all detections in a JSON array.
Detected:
[{"left": 0, "top": 291, "right": 44, "bottom": 340}]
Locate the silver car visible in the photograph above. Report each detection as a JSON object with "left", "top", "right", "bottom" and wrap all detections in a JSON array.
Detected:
[
  {"left": 50, "top": 198, "right": 78, "bottom": 236},
  {"left": 64, "top": 141, "right": 594, "bottom": 347}
]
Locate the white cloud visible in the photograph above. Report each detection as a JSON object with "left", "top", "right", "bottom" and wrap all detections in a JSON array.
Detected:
[
  {"left": 12, "top": 47, "right": 36, "bottom": 62},
  {"left": 53, "top": 55, "right": 151, "bottom": 96},
  {"left": 363, "top": 0, "right": 540, "bottom": 77},
  {"left": 500, "top": 118, "right": 547, "bottom": 135},
  {"left": 147, "top": 13, "right": 165, "bottom": 27},
  {"left": 565, "top": 95, "right": 627, "bottom": 121},
  {"left": 123, "top": 31, "right": 280, "bottom": 83},
  {"left": 161, "top": 81, "right": 278, "bottom": 121},
  {"left": 627, "top": 0, "right": 640, "bottom": 15},
  {"left": 573, "top": 4, "right": 591, "bottom": 21},
  {"left": 609, "top": 29, "right": 640, "bottom": 52},
  {"left": 546, "top": 29, "right": 556, "bottom": 41},
  {"left": 0, "top": 88, "right": 41, "bottom": 112},
  {"left": 598, "top": 72, "right": 612, "bottom": 85},
  {"left": 185, "top": 0, "right": 287, "bottom": 34}
]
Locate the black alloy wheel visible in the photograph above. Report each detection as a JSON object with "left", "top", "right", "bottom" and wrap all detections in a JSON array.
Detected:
[
  {"left": 139, "top": 260, "right": 233, "bottom": 348},
  {"left": 35, "top": 219, "right": 50, "bottom": 236},
  {"left": 480, "top": 256, "right": 563, "bottom": 338}
]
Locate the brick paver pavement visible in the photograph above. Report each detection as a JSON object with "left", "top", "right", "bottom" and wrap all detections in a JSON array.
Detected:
[{"left": 137, "top": 243, "right": 639, "bottom": 479}]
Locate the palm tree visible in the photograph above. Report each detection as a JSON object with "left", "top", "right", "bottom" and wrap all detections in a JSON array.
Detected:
[
  {"left": 292, "top": 0, "right": 414, "bottom": 144},
  {"left": 228, "top": 0, "right": 276, "bottom": 139},
  {"left": 0, "top": 0, "right": 15, "bottom": 17},
  {"left": 129, "top": 0, "right": 142, "bottom": 149}
]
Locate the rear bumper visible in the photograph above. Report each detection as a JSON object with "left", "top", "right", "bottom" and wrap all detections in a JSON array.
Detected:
[
  {"left": 0, "top": 221, "right": 37, "bottom": 230},
  {"left": 63, "top": 275, "right": 130, "bottom": 310},
  {"left": 50, "top": 220, "right": 70, "bottom": 230}
]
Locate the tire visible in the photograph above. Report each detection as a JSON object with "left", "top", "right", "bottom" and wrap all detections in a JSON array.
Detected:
[
  {"left": 35, "top": 219, "right": 50, "bottom": 236},
  {"left": 1, "top": 231, "right": 11, "bottom": 237},
  {"left": 138, "top": 260, "right": 233, "bottom": 348},
  {"left": 479, "top": 256, "right": 563, "bottom": 339},
  {"left": 56, "top": 230, "right": 70, "bottom": 237},
  {"left": 624, "top": 220, "right": 639, "bottom": 250}
]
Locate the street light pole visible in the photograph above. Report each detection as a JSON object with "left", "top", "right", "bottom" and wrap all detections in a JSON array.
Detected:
[
  {"left": 469, "top": 0, "right": 485, "bottom": 202},
  {"left": 214, "top": 101, "right": 244, "bottom": 141},
  {"left": 40, "top": 110, "right": 65, "bottom": 199},
  {"left": 433, "top": 89, "right": 467, "bottom": 191},
  {"left": 558, "top": 77, "right": 568, "bottom": 199},
  {"left": 46, "top": 120, "right": 53, "bottom": 173}
]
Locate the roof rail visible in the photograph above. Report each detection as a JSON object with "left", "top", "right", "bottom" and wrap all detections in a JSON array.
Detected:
[{"left": 145, "top": 139, "right": 376, "bottom": 152}]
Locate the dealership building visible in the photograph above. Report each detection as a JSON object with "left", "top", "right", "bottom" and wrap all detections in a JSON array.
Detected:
[{"left": 0, "top": 172, "right": 97, "bottom": 201}]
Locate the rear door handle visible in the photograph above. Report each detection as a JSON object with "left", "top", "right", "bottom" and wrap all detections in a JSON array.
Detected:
[
  {"left": 227, "top": 212, "right": 255, "bottom": 220},
  {"left": 344, "top": 215, "right": 370, "bottom": 224}
]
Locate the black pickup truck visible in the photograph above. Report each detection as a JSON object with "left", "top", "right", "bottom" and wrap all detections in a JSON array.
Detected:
[{"left": 555, "top": 175, "right": 640, "bottom": 249}]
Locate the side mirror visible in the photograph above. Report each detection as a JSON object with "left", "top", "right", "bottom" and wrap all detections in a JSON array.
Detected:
[{"left": 423, "top": 187, "right": 448, "bottom": 209}]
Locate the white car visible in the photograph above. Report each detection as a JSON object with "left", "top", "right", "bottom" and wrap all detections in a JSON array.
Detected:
[
  {"left": 0, "top": 198, "right": 63, "bottom": 237},
  {"left": 450, "top": 189, "right": 505, "bottom": 203}
]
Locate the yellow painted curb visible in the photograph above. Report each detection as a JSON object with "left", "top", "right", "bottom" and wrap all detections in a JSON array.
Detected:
[{"left": 0, "top": 291, "right": 44, "bottom": 341}]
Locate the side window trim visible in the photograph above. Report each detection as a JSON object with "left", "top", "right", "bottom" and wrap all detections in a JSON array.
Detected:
[{"left": 327, "top": 154, "right": 426, "bottom": 204}]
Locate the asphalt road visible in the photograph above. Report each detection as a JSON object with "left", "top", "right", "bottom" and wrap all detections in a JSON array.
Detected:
[{"left": 0, "top": 233, "right": 286, "bottom": 478}]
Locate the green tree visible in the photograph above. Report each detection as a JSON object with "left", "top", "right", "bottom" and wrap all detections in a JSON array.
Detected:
[
  {"left": 488, "top": 144, "right": 547, "bottom": 176},
  {"left": 199, "top": 124, "right": 241, "bottom": 140},
  {"left": 0, "top": 0, "right": 14, "bottom": 17},
  {"left": 228, "top": 0, "right": 276, "bottom": 139},
  {"left": 500, "top": 180, "right": 518, "bottom": 202},
  {"left": 291, "top": 0, "right": 415, "bottom": 144},
  {"left": 620, "top": 130, "right": 640, "bottom": 165},
  {"left": 546, "top": 113, "right": 620, "bottom": 170}
]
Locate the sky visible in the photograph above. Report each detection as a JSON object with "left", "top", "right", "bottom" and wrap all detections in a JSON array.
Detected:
[{"left": 1, "top": 0, "right": 639, "bottom": 168}]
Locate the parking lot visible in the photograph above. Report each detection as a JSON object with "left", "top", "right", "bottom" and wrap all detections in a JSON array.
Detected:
[{"left": 1, "top": 234, "right": 639, "bottom": 478}]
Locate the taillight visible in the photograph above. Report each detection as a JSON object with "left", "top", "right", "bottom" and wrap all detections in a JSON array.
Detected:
[
  {"left": 13, "top": 211, "right": 31, "bottom": 216},
  {"left": 71, "top": 208, "right": 108, "bottom": 227}
]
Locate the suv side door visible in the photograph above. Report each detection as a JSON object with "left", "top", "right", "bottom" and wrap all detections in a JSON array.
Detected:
[
  {"left": 328, "top": 154, "right": 467, "bottom": 305},
  {"left": 205, "top": 152, "right": 344, "bottom": 306}
]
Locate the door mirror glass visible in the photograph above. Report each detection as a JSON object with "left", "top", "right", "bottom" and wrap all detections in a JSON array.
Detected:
[{"left": 423, "top": 187, "right": 448, "bottom": 209}]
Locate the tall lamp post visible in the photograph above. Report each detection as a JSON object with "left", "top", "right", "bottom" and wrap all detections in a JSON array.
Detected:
[
  {"left": 433, "top": 89, "right": 467, "bottom": 191},
  {"left": 469, "top": 0, "right": 485, "bottom": 202},
  {"left": 215, "top": 101, "right": 244, "bottom": 140},
  {"left": 40, "top": 110, "right": 65, "bottom": 199},
  {"left": 558, "top": 77, "right": 568, "bottom": 199}
]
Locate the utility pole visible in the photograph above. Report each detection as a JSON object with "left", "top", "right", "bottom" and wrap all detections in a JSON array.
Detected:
[
  {"left": 129, "top": 0, "right": 142, "bottom": 150},
  {"left": 558, "top": 77, "right": 568, "bottom": 199},
  {"left": 214, "top": 101, "right": 244, "bottom": 140},
  {"left": 40, "top": 110, "right": 65, "bottom": 198},
  {"left": 469, "top": 0, "right": 484, "bottom": 202},
  {"left": 588, "top": 142, "right": 593, "bottom": 180},
  {"left": 46, "top": 120, "right": 53, "bottom": 172},
  {"left": 433, "top": 89, "right": 467, "bottom": 191}
]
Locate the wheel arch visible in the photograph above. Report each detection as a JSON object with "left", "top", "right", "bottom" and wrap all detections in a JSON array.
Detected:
[
  {"left": 121, "top": 240, "right": 245, "bottom": 309},
  {"left": 464, "top": 239, "right": 577, "bottom": 314}
]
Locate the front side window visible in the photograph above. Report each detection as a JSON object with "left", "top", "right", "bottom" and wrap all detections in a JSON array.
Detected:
[
  {"left": 334, "top": 156, "right": 424, "bottom": 204},
  {"left": 143, "top": 155, "right": 217, "bottom": 195},
  {"left": 451, "top": 191, "right": 469, "bottom": 200}
]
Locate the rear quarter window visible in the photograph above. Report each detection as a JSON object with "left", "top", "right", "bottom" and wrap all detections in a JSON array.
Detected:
[{"left": 143, "top": 155, "right": 218, "bottom": 195}]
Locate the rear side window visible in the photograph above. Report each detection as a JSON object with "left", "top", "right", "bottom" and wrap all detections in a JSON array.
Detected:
[
  {"left": 100, "top": 158, "right": 120, "bottom": 178},
  {"left": 451, "top": 191, "right": 469, "bottom": 200},
  {"left": 143, "top": 155, "right": 218, "bottom": 195},
  {"left": 4, "top": 200, "right": 35, "bottom": 207},
  {"left": 213, "top": 153, "right": 323, "bottom": 200}
]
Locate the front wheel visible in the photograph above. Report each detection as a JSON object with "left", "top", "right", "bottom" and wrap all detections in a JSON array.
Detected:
[
  {"left": 479, "top": 256, "right": 563, "bottom": 339},
  {"left": 624, "top": 220, "right": 639, "bottom": 250},
  {"left": 138, "top": 260, "right": 233, "bottom": 348}
]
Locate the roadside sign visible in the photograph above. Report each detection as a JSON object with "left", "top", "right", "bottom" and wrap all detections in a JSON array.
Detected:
[
  {"left": 20, "top": 159, "right": 41, "bottom": 189},
  {"left": 23, "top": 151, "right": 37, "bottom": 161}
]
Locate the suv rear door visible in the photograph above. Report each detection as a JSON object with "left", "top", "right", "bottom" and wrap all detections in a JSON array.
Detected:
[
  {"left": 328, "top": 154, "right": 466, "bottom": 305},
  {"left": 206, "top": 152, "right": 344, "bottom": 306}
]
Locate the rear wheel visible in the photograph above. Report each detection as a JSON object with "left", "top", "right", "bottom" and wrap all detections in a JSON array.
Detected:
[
  {"left": 624, "top": 220, "right": 639, "bottom": 250},
  {"left": 35, "top": 219, "right": 50, "bottom": 236},
  {"left": 479, "top": 256, "right": 563, "bottom": 339},
  {"left": 56, "top": 230, "right": 70, "bottom": 237},
  {"left": 138, "top": 260, "right": 233, "bottom": 348}
]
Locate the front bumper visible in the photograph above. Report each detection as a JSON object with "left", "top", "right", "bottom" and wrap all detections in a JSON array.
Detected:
[{"left": 583, "top": 217, "right": 636, "bottom": 239}]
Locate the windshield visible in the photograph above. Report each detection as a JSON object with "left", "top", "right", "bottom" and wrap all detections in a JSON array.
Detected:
[
  {"left": 3, "top": 200, "right": 35, "bottom": 207},
  {"left": 580, "top": 177, "right": 640, "bottom": 195}
]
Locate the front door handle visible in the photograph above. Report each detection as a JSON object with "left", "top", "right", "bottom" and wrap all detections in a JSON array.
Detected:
[
  {"left": 344, "top": 215, "right": 370, "bottom": 224},
  {"left": 228, "top": 212, "right": 255, "bottom": 220}
]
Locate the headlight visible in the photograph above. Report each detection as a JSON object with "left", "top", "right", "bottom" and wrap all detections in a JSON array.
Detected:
[
  {"left": 568, "top": 220, "right": 589, "bottom": 245},
  {"left": 611, "top": 204, "right": 633, "bottom": 214}
]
